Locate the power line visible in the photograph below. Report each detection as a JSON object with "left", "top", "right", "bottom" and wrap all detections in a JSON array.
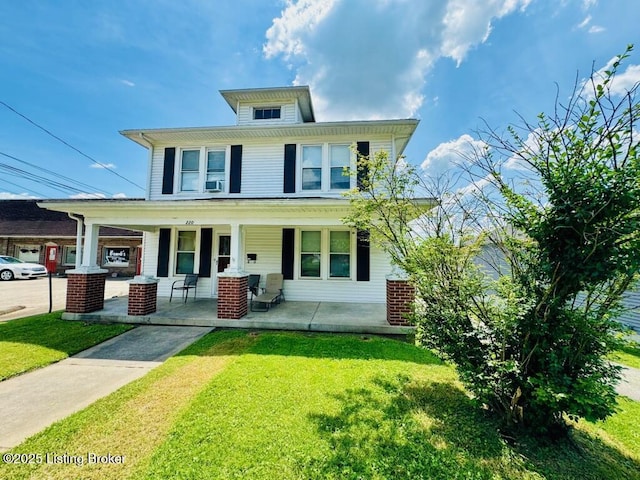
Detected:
[
  {"left": 0, "top": 151, "right": 112, "bottom": 196},
  {"left": 0, "top": 160, "right": 95, "bottom": 196},
  {"left": 0, "top": 100, "right": 145, "bottom": 191},
  {"left": 0, "top": 177, "right": 45, "bottom": 198}
]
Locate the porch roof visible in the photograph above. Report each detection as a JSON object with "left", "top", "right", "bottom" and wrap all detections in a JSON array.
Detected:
[{"left": 37, "top": 197, "right": 436, "bottom": 232}]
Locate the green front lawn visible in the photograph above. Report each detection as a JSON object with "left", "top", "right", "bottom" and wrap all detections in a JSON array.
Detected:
[
  {"left": 3, "top": 330, "right": 639, "bottom": 480},
  {"left": 612, "top": 343, "right": 640, "bottom": 370},
  {"left": 0, "top": 312, "right": 133, "bottom": 381}
]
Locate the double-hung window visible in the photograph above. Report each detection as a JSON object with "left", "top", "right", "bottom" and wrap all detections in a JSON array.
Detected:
[
  {"left": 329, "top": 231, "right": 350, "bottom": 277},
  {"left": 180, "top": 150, "right": 200, "bottom": 192},
  {"left": 300, "top": 144, "right": 353, "bottom": 192},
  {"left": 300, "top": 231, "right": 321, "bottom": 277},
  {"left": 330, "top": 144, "right": 351, "bottom": 189},
  {"left": 205, "top": 149, "right": 225, "bottom": 192},
  {"left": 301, "top": 145, "right": 322, "bottom": 191},
  {"left": 176, "top": 230, "right": 196, "bottom": 274},
  {"left": 299, "top": 229, "right": 352, "bottom": 279}
]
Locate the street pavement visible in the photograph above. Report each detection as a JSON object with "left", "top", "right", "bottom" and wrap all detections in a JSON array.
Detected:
[{"left": 0, "top": 276, "right": 130, "bottom": 321}]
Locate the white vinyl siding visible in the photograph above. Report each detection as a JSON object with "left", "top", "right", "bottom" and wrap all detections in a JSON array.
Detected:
[
  {"left": 237, "top": 102, "right": 297, "bottom": 125},
  {"left": 148, "top": 139, "right": 394, "bottom": 200},
  {"left": 243, "top": 226, "right": 388, "bottom": 303},
  {"left": 142, "top": 229, "right": 215, "bottom": 298},
  {"left": 241, "top": 143, "right": 284, "bottom": 196}
]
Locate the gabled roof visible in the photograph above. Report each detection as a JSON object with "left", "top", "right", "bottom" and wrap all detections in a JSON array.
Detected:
[
  {"left": 220, "top": 85, "right": 315, "bottom": 122},
  {"left": 0, "top": 200, "right": 141, "bottom": 237}
]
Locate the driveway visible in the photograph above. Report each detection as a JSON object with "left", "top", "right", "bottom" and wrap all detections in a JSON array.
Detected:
[
  {"left": 0, "top": 325, "right": 213, "bottom": 451},
  {"left": 0, "top": 276, "right": 130, "bottom": 321}
]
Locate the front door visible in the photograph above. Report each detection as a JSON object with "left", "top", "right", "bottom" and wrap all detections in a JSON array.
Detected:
[{"left": 214, "top": 234, "right": 231, "bottom": 295}]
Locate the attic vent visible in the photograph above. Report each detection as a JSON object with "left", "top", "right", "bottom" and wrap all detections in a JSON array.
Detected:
[
  {"left": 254, "top": 107, "right": 281, "bottom": 120},
  {"left": 205, "top": 180, "right": 224, "bottom": 192}
]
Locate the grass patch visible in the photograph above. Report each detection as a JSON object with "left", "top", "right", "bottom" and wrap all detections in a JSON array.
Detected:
[
  {"left": 0, "top": 312, "right": 133, "bottom": 380},
  {"left": 2, "top": 331, "right": 639, "bottom": 480},
  {"left": 611, "top": 344, "right": 640, "bottom": 369}
]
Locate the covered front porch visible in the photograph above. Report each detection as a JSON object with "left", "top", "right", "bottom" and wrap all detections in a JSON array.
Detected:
[{"left": 62, "top": 296, "right": 413, "bottom": 335}]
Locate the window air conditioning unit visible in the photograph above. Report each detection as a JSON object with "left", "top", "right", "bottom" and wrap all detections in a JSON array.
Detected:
[{"left": 205, "top": 180, "right": 224, "bottom": 192}]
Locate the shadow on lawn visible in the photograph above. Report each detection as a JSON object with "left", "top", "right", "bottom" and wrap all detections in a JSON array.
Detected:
[{"left": 301, "top": 375, "right": 640, "bottom": 480}]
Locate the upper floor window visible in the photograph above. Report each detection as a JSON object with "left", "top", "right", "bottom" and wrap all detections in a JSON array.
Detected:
[
  {"left": 205, "top": 149, "right": 225, "bottom": 191},
  {"left": 330, "top": 144, "right": 351, "bottom": 189},
  {"left": 300, "top": 143, "right": 353, "bottom": 192},
  {"left": 177, "top": 147, "right": 228, "bottom": 194},
  {"left": 254, "top": 107, "right": 281, "bottom": 120},
  {"left": 301, "top": 145, "right": 323, "bottom": 191},
  {"left": 180, "top": 150, "right": 200, "bottom": 192}
]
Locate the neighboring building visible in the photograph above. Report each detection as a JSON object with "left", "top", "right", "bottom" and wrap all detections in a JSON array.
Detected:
[
  {"left": 0, "top": 200, "right": 142, "bottom": 277},
  {"left": 38, "top": 86, "right": 424, "bottom": 323}
]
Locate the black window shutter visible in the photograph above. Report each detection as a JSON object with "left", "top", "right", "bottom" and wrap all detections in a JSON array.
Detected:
[
  {"left": 162, "top": 148, "right": 176, "bottom": 195},
  {"left": 356, "top": 229, "right": 370, "bottom": 281},
  {"left": 281, "top": 228, "right": 295, "bottom": 280},
  {"left": 230, "top": 145, "right": 243, "bottom": 193},
  {"left": 356, "top": 141, "right": 370, "bottom": 191},
  {"left": 283, "top": 144, "right": 296, "bottom": 193},
  {"left": 157, "top": 228, "right": 171, "bottom": 277},
  {"left": 199, "top": 228, "right": 213, "bottom": 277}
]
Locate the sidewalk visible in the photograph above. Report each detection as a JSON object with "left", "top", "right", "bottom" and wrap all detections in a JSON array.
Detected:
[
  {"left": 0, "top": 325, "right": 212, "bottom": 451},
  {"left": 617, "top": 364, "right": 640, "bottom": 402}
]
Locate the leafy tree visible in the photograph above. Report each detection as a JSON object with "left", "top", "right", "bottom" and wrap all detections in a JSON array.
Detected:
[{"left": 344, "top": 45, "right": 640, "bottom": 436}]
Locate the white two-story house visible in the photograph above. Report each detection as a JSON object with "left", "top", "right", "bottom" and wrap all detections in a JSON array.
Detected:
[{"left": 39, "top": 86, "right": 419, "bottom": 324}]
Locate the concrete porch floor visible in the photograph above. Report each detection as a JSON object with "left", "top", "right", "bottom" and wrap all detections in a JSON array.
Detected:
[{"left": 62, "top": 296, "right": 414, "bottom": 336}]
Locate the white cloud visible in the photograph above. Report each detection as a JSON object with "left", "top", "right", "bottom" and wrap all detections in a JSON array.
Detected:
[
  {"left": 264, "top": 0, "right": 531, "bottom": 120},
  {"left": 421, "top": 134, "right": 487, "bottom": 173},
  {"left": 112, "top": 192, "right": 127, "bottom": 199},
  {"left": 69, "top": 193, "right": 107, "bottom": 199},
  {"left": 576, "top": 15, "right": 591, "bottom": 29},
  {"left": 120, "top": 79, "right": 136, "bottom": 87},
  {"left": 456, "top": 175, "right": 492, "bottom": 196},
  {"left": 583, "top": 0, "right": 597, "bottom": 8},
  {"left": 440, "top": 0, "right": 532, "bottom": 66},
  {"left": 0, "top": 192, "right": 38, "bottom": 199},
  {"left": 589, "top": 56, "right": 640, "bottom": 97},
  {"left": 503, "top": 129, "right": 540, "bottom": 171},
  {"left": 90, "top": 163, "right": 116, "bottom": 169},
  {"left": 588, "top": 25, "right": 605, "bottom": 34}
]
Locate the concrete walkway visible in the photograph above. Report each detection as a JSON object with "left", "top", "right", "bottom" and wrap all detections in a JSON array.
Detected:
[
  {"left": 0, "top": 325, "right": 212, "bottom": 451},
  {"left": 618, "top": 365, "right": 640, "bottom": 402}
]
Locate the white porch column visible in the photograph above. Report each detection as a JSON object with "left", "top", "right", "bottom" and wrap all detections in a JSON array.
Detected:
[
  {"left": 226, "top": 223, "right": 245, "bottom": 274},
  {"left": 74, "top": 216, "right": 84, "bottom": 269},
  {"left": 81, "top": 223, "right": 100, "bottom": 268}
]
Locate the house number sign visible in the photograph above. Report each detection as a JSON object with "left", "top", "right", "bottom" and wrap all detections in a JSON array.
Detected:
[{"left": 185, "top": 220, "right": 195, "bottom": 225}]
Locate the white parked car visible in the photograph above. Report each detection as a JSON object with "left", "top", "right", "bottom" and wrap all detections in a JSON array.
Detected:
[{"left": 0, "top": 255, "right": 48, "bottom": 281}]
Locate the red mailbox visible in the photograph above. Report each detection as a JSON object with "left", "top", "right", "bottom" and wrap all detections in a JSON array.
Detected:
[{"left": 45, "top": 245, "right": 58, "bottom": 273}]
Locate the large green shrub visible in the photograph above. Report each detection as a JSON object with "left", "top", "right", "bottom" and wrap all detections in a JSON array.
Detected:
[{"left": 345, "top": 46, "right": 640, "bottom": 436}]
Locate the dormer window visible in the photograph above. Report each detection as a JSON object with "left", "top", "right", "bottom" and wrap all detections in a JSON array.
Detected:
[{"left": 254, "top": 107, "right": 281, "bottom": 120}]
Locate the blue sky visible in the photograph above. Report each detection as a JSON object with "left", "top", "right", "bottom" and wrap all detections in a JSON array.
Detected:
[{"left": 0, "top": 0, "right": 638, "bottom": 199}]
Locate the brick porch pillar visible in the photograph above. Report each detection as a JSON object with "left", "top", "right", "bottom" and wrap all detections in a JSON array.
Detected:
[
  {"left": 217, "top": 273, "right": 249, "bottom": 319},
  {"left": 65, "top": 267, "right": 108, "bottom": 314},
  {"left": 386, "top": 276, "right": 415, "bottom": 326},
  {"left": 128, "top": 276, "right": 158, "bottom": 316}
]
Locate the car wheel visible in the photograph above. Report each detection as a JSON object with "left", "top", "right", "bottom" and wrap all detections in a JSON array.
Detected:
[{"left": 0, "top": 269, "right": 14, "bottom": 281}]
